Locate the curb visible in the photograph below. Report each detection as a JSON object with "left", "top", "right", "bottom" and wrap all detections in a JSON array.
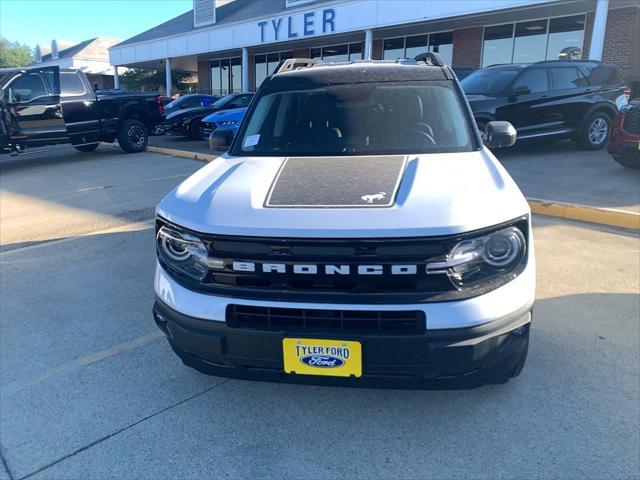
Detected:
[
  {"left": 143, "top": 145, "right": 640, "bottom": 231},
  {"left": 528, "top": 199, "right": 640, "bottom": 230},
  {"left": 145, "top": 145, "right": 218, "bottom": 162}
]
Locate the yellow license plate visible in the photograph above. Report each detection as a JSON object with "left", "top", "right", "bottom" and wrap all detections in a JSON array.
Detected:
[{"left": 283, "top": 338, "right": 362, "bottom": 378}]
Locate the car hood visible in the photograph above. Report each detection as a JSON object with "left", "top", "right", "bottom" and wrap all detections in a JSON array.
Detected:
[
  {"left": 203, "top": 107, "right": 247, "bottom": 123},
  {"left": 156, "top": 148, "right": 529, "bottom": 238}
]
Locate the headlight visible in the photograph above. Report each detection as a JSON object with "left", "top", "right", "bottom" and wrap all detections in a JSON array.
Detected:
[
  {"left": 220, "top": 120, "right": 237, "bottom": 126},
  {"left": 427, "top": 226, "right": 526, "bottom": 290},
  {"left": 157, "top": 225, "right": 222, "bottom": 281}
]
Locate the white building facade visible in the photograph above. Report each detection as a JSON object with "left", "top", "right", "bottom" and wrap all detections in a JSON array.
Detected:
[{"left": 109, "top": 0, "right": 639, "bottom": 96}]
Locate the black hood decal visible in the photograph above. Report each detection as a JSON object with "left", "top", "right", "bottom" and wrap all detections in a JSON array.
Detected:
[{"left": 265, "top": 156, "right": 406, "bottom": 208}]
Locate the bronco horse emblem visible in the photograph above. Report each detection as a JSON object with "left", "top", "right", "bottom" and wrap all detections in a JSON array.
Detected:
[{"left": 361, "top": 192, "right": 387, "bottom": 204}]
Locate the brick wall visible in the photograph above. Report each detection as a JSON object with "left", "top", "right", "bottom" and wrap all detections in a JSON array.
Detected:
[
  {"left": 197, "top": 61, "right": 211, "bottom": 94},
  {"left": 602, "top": 6, "right": 640, "bottom": 82},
  {"left": 452, "top": 27, "right": 483, "bottom": 69},
  {"left": 583, "top": 6, "right": 639, "bottom": 81}
]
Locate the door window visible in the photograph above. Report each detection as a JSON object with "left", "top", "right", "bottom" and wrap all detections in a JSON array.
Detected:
[
  {"left": 8, "top": 72, "right": 49, "bottom": 102},
  {"left": 551, "top": 67, "right": 587, "bottom": 90},
  {"left": 60, "top": 72, "right": 86, "bottom": 96},
  {"left": 512, "top": 69, "right": 549, "bottom": 94}
]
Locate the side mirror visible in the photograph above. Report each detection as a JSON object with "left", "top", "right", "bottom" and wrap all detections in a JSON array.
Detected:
[
  {"left": 209, "top": 128, "right": 233, "bottom": 152},
  {"left": 484, "top": 121, "right": 517, "bottom": 148},
  {"left": 511, "top": 85, "right": 531, "bottom": 96}
]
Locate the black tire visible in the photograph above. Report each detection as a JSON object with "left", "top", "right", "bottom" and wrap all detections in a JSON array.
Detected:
[
  {"left": 187, "top": 118, "right": 203, "bottom": 140},
  {"left": 74, "top": 143, "right": 100, "bottom": 152},
  {"left": 614, "top": 154, "right": 640, "bottom": 170},
  {"left": 117, "top": 119, "right": 148, "bottom": 153},
  {"left": 578, "top": 111, "right": 611, "bottom": 150}
]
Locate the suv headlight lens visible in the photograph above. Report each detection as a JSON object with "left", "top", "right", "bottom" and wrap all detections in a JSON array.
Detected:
[
  {"left": 157, "top": 225, "right": 211, "bottom": 281},
  {"left": 427, "top": 226, "right": 526, "bottom": 290}
]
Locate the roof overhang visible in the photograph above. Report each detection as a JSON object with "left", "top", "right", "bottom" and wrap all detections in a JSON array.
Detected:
[{"left": 109, "top": 0, "right": 603, "bottom": 66}]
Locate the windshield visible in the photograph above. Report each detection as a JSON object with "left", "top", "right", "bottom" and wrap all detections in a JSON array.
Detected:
[
  {"left": 461, "top": 68, "right": 520, "bottom": 96},
  {"left": 213, "top": 95, "right": 233, "bottom": 108},
  {"left": 234, "top": 81, "right": 473, "bottom": 156}
]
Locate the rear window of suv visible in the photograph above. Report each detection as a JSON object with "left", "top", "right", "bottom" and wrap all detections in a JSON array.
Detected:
[{"left": 234, "top": 81, "right": 474, "bottom": 156}]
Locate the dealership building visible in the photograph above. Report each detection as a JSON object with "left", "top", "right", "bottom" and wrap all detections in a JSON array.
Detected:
[{"left": 109, "top": 0, "right": 639, "bottom": 96}]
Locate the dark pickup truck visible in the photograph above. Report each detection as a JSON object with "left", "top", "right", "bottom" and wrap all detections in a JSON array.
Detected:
[{"left": 0, "top": 66, "right": 164, "bottom": 154}]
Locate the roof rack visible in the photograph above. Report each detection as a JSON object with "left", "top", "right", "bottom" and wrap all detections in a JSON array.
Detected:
[
  {"left": 413, "top": 52, "right": 445, "bottom": 66},
  {"left": 273, "top": 58, "right": 322, "bottom": 75}
]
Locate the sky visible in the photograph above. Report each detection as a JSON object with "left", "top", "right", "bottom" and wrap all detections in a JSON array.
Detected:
[{"left": 0, "top": 0, "right": 193, "bottom": 48}]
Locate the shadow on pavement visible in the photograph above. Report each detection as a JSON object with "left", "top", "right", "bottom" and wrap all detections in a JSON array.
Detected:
[{"left": 493, "top": 139, "right": 640, "bottom": 212}]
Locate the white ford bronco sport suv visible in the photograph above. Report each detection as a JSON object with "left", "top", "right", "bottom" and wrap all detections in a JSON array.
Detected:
[{"left": 153, "top": 54, "right": 535, "bottom": 389}]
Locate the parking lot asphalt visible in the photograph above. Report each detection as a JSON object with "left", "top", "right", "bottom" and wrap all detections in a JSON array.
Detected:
[
  {"left": 150, "top": 134, "right": 640, "bottom": 214},
  {"left": 1, "top": 147, "right": 639, "bottom": 479}
]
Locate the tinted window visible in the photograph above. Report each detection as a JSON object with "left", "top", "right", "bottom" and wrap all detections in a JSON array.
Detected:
[
  {"left": 228, "top": 94, "right": 252, "bottom": 107},
  {"left": 60, "top": 72, "right": 86, "bottom": 96},
  {"left": 588, "top": 65, "right": 621, "bottom": 86},
  {"left": 551, "top": 67, "right": 587, "bottom": 90},
  {"left": 236, "top": 81, "right": 472, "bottom": 156},
  {"left": 8, "top": 72, "right": 48, "bottom": 102},
  {"left": 461, "top": 68, "right": 520, "bottom": 96},
  {"left": 512, "top": 69, "right": 548, "bottom": 93},
  {"left": 183, "top": 96, "right": 203, "bottom": 108}
]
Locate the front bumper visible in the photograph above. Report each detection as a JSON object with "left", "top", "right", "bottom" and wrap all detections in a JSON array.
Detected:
[{"left": 154, "top": 298, "right": 531, "bottom": 389}]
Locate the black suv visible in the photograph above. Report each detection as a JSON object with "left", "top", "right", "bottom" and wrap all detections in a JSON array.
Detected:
[{"left": 461, "top": 60, "right": 625, "bottom": 149}]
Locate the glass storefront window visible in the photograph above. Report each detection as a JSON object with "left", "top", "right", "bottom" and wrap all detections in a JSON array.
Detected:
[
  {"left": 267, "top": 53, "right": 280, "bottom": 77},
  {"left": 254, "top": 54, "right": 267, "bottom": 89},
  {"left": 481, "top": 15, "right": 585, "bottom": 67},
  {"left": 211, "top": 58, "right": 241, "bottom": 95},
  {"left": 482, "top": 24, "right": 514, "bottom": 67},
  {"left": 429, "top": 32, "right": 453, "bottom": 65},
  {"left": 383, "top": 32, "right": 453, "bottom": 63},
  {"left": 546, "top": 15, "right": 585, "bottom": 60},
  {"left": 322, "top": 44, "right": 349, "bottom": 62},
  {"left": 348, "top": 42, "right": 363, "bottom": 61},
  {"left": 310, "top": 48, "right": 322, "bottom": 59},
  {"left": 405, "top": 34, "right": 429, "bottom": 60},
  {"left": 211, "top": 64, "right": 221, "bottom": 95},
  {"left": 513, "top": 19, "right": 548, "bottom": 63},
  {"left": 383, "top": 37, "right": 404, "bottom": 60},
  {"left": 254, "top": 51, "right": 295, "bottom": 90}
]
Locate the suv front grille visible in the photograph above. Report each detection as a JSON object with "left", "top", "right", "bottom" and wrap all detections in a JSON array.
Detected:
[
  {"left": 156, "top": 216, "right": 529, "bottom": 304},
  {"left": 227, "top": 305, "right": 425, "bottom": 334},
  {"left": 622, "top": 105, "right": 640, "bottom": 135}
]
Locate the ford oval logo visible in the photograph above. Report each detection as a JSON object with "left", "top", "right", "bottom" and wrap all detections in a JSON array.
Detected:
[{"left": 300, "top": 355, "right": 344, "bottom": 368}]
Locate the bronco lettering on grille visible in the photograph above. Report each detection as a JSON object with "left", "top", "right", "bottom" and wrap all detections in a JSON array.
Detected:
[{"left": 231, "top": 262, "right": 422, "bottom": 275}]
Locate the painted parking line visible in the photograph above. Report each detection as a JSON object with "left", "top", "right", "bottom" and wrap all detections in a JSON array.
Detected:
[{"left": 0, "top": 331, "right": 165, "bottom": 399}]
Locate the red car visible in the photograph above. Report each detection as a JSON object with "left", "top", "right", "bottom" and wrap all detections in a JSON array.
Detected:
[{"left": 608, "top": 99, "right": 640, "bottom": 169}]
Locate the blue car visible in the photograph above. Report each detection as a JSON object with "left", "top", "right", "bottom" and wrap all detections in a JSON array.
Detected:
[{"left": 201, "top": 107, "right": 247, "bottom": 141}]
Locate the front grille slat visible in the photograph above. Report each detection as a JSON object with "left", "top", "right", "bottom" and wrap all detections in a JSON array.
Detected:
[
  {"left": 227, "top": 305, "right": 425, "bottom": 335},
  {"left": 623, "top": 105, "right": 640, "bottom": 135}
]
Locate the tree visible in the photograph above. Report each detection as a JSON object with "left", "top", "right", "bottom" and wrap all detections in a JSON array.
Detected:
[
  {"left": 120, "top": 68, "right": 195, "bottom": 93},
  {"left": 0, "top": 37, "right": 33, "bottom": 68}
]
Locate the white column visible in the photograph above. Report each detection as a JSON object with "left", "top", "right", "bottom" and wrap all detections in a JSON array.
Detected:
[
  {"left": 589, "top": 0, "right": 609, "bottom": 61},
  {"left": 165, "top": 58, "right": 172, "bottom": 97},
  {"left": 364, "top": 29, "right": 373, "bottom": 60},
  {"left": 113, "top": 66, "right": 120, "bottom": 90},
  {"left": 241, "top": 47, "right": 249, "bottom": 92}
]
